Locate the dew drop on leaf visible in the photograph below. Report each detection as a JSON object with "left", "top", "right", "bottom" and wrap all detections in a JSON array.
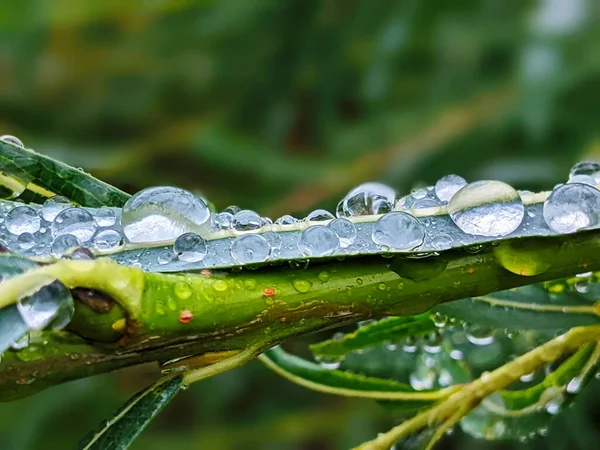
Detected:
[
  {"left": 5, "top": 206, "right": 41, "bottom": 235},
  {"left": 41, "top": 196, "right": 72, "bottom": 222},
  {"left": 298, "top": 225, "right": 339, "bottom": 256},
  {"left": 434, "top": 174, "right": 467, "bottom": 203},
  {"left": 51, "top": 208, "right": 97, "bottom": 242},
  {"left": 230, "top": 234, "right": 271, "bottom": 263},
  {"left": 232, "top": 210, "right": 262, "bottom": 231},
  {"left": 92, "top": 229, "right": 123, "bottom": 251},
  {"left": 327, "top": 218, "right": 356, "bottom": 248},
  {"left": 305, "top": 209, "right": 334, "bottom": 222},
  {"left": 543, "top": 183, "right": 600, "bottom": 233},
  {"left": 371, "top": 212, "right": 425, "bottom": 250},
  {"left": 51, "top": 234, "right": 81, "bottom": 257},
  {"left": 173, "top": 232, "right": 207, "bottom": 262}
]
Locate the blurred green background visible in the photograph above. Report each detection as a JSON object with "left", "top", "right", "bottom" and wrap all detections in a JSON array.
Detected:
[{"left": 2, "top": 0, "right": 600, "bottom": 449}]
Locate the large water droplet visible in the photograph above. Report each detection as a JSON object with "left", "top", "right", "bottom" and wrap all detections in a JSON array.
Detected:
[
  {"left": 434, "top": 175, "right": 467, "bottom": 203},
  {"left": 17, "top": 279, "right": 74, "bottom": 330},
  {"left": 92, "top": 229, "right": 123, "bottom": 251},
  {"left": 41, "top": 196, "right": 72, "bottom": 222},
  {"left": 327, "top": 218, "right": 357, "bottom": 248},
  {"left": 340, "top": 182, "right": 396, "bottom": 216},
  {"left": 173, "top": 232, "right": 207, "bottom": 262},
  {"left": 275, "top": 215, "right": 298, "bottom": 225},
  {"left": 17, "top": 232, "right": 36, "bottom": 250},
  {"left": 232, "top": 210, "right": 262, "bottom": 231},
  {"left": 5, "top": 206, "right": 41, "bottom": 235},
  {"left": 569, "top": 161, "right": 600, "bottom": 183},
  {"left": 0, "top": 135, "right": 24, "bottom": 147},
  {"left": 51, "top": 234, "right": 81, "bottom": 257},
  {"left": 371, "top": 212, "right": 425, "bottom": 250},
  {"left": 230, "top": 234, "right": 271, "bottom": 263},
  {"left": 543, "top": 183, "right": 600, "bottom": 233},
  {"left": 305, "top": 209, "right": 335, "bottom": 222},
  {"left": 51, "top": 208, "right": 97, "bottom": 242},
  {"left": 121, "top": 187, "right": 211, "bottom": 243},
  {"left": 447, "top": 180, "right": 524, "bottom": 237},
  {"left": 298, "top": 225, "right": 339, "bottom": 256}
]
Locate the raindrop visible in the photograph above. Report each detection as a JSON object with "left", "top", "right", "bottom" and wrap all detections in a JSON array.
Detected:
[
  {"left": 121, "top": 187, "right": 211, "bottom": 243},
  {"left": 224, "top": 205, "right": 241, "bottom": 215},
  {"left": 51, "top": 234, "right": 81, "bottom": 257},
  {"left": 465, "top": 324, "right": 494, "bottom": 346},
  {"left": 41, "top": 196, "right": 72, "bottom": 222},
  {"left": 17, "top": 280, "right": 74, "bottom": 330},
  {"left": 435, "top": 174, "right": 467, "bottom": 203},
  {"left": 569, "top": 161, "right": 600, "bottom": 183},
  {"left": 173, "top": 232, "right": 207, "bottom": 262},
  {"left": 432, "top": 312, "right": 448, "bottom": 328},
  {"left": 566, "top": 377, "right": 582, "bottom": 394},
  {"left": 341, "top": 182, "right": 396, "bottom": 216},
  {"left": 423, "top": 331, "right": 442, "bottom": 353},
  {"left": 327, "top": 218, "right": 357, "bottom": 248},
  {"left": 230, "top": 234, "right": 271, "bottom": 263},
  {"left": 0, "top": 135, "right": 24, "bottom": 147},
  {"left": 298, "top": 225, "right": 339, "bottom": 256},
  {"left": 448, "top": 180, "right": 524, "bottom": 237},
  {"left": 568, "top": 174, "right": 596, "bottom": 186},
  {"left": 213, "top": 212, "right": 233, "bottom": 230},
  {"left": 17, "top": 232, "right": 35, "bottom": 250},
  {"left": 402, "top": 336, "right": 418, "bottom": 353},
  {"left": 543, "top": 183, "right": 600, "bottom": 233},
  {"left": 92, "top": 229, "right": 123, "bottom": 251},
  {"left": 68, "top": 247, "right": 95, "bottom": 260},
  {"left": 275, "top": 215, "right": 298, "bottom": 225},
  {"left": 232, "top": 210, "right": 262, "bottom": 231},
  {"left": 371, "top": 212, "right": 425, "bottom": 250},
  {"left": 292, "top": 279, "right": 313, "bottom": 293},
  {"left": 305, "top": 209, "right": 335, "bottom": 222},
  {"left": 5, "top": 206, "right": 41, "bottom": 235},
  {"left": 51, "top": 208, "right": 97, "bottom": 242},
  {"left": 94, "top": 207, "right": 117, "bottom": 227},
  {"left": 431, "top": 233, "right": 453, "bottom": 251},
  {"left": 11, "top": 333, "right": 30, "bottom": 350},
  {"left": 158, "top": 250, "right": 173, "bottom": 265},
  {"left": 315, "top": 356, "right": 342, "bottom": 370}
]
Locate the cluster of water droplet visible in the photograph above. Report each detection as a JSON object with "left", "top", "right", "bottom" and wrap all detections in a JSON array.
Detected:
[{"left": 1, "top": 138, "right": 600, "bottom": 272}]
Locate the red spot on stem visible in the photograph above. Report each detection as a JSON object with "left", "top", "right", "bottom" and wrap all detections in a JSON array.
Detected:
[
  {"left": 179, "top": 310, "right": 193, "bottom": 324},
  {"left": 263, "top": 288, "right": 276, "bottom": 297},
  {"left": 467, "top": 268, "right": 475, "bottom": 274},
  {"left": 200, "top": 269, "right": 212, "bottom": 276}
]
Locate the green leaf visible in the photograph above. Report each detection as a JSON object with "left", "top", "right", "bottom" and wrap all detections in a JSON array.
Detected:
[
  {"left": 77, "top": 375, "right": 184, "bottom": 450},
  {"left": 0, "top": 141, "right": 130, "bottom": 207},
  {"left": 433, "top": 280, "right": 600, "bottom": 331},
  {"left": 460, "top": 342, "right": 600, "bottom": 441},
  {"left": 309, "top": 314, "right": 436, "bottom": 359}
]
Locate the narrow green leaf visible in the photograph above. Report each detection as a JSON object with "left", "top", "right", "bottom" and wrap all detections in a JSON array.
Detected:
[
  {"left": 0, "top": 141, "right": 130, "bottom": 207},
  {"left": 310, "top": 314, "right": 436, "bottom": 359},
  {"left": 77, "top": 375, "right": 184, "bottom": 450},
  {"left": 434, "top": 281, "right": 600, "bottom": 330}
]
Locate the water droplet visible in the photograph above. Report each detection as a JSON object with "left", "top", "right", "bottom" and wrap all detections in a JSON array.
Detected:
[
  {"left": 232, "top": 210, "right": 262, "bottom": 231},
  {"left": 448, "top": 180, "right": 524, "bottom": 237},
  {"left": 174, "top": 281, "right": 192, "bottom": 299},
  {"left": 230, "top": 234, "right": 271, "bottom": 263},
  {"left": 566, "top": 377, "right": 582, "bottom": 394},
  {"left": 51, "top": 208, "right": 97, "bottom": 242},
  {"left": 543, "top": 183, "right": 600, "bottom": 233},
  {"left": 95, "top": 207, "right": 117, "bottom": 227},
  {"left": 568, "top": 174, "right": 596, "bottom": 186},
  {"left": 213, "top": 212, "right": 233, "bottom": 230},
  {"left": 569, "top": 161, "right": 600, "bottom": 183},
  {"left": 435, "top": 174, "right": 467, "bottom": 203},
  {"left": 51, "top": 234, "right": 81, "bottom": 257},
  {"left": 378, "top": 282, "right": 386, "bottom": 290},
  {"left": 327, "top": 218, "right": 357, "bottom": 248},
  {"left": 0, "top": 135, "right": 24, "bottom": 147},
  {"left": 423, "top": 331, "right": 442, "bottom": 353},
  {"left": 465, "top": 324, "right": 494, "bottom": 345},
  {"left": 432, "top": 312, "right": 448, "bottom": 328},
  {"left": 263, "top": 231, "right": 282, "bottom": 250},
  {"left": 401, "top": 336, "right": 418, "bottom": 353},
  {"left": 520, "top": 371, "right": 536, "bottom": 383},
  {"left": 341, "top": 182, "right": 396, "bottom": 216},
  {"left": 17, "top": 232, "right": 35, "bottom": 250},
  {"left": 224, "top": 205, "right": 240, "bottom": 215},
  {"left": 17, "top": 280, "right": 74, "bottom": 330},
  {"left": 292, "top": 279, "right": 313, "bottom": 293},
  {"left": 11, "top": 333, "right": 30, "bottom": 350},
  {"left": 493, "top": 240, "right": 555, "bottom": 276},
  {"left": 298, "top": 225, "right": 339, "bottom": 256},
  {"left": 156, "top": 301, "right": 166, "bottom": 315},
  {"left": 173, "top": 232, "right": 207, "bottom": 262},
  {"left": 318, "top": 271, "right": 330, "bottom": 282},
  {"left": 371, "top": 212, "right": 425, "bottom": 250},
  {"left": 212, "top": 280, "right": 228, "bottom": 292},
  {"left": 306, "top": 209, "right": 334, "bottom": 222},
  {"left": 41, "top": 196, "right": 72, "bottom": 222},
  {"left": 121, "top": 187, "right": 211, "bottom": 243},
  {"left": 158, "top": 250, "right": 173, "bottom": 265},
  {"left": 5, "top": 206, "right": 41, "bottom": 235},
  {"left": 92, "top": 229, "right": 123, "bottom": 251},
  {"left": 315, "top": 356, "right": 342, "bottom": 370},
  {"left": 275, "top": 215, "right": 298, "bottom": 225},
  {"left": 431, "top": 233, "right": 453, "bottom": 250}
]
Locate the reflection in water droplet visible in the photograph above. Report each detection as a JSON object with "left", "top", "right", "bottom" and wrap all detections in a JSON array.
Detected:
[
  {"left": 17, "top": 232, "right": 35, "bottom": 250},
  {"left": 51, "top": 234, "right": 81, "bottom": 257},
  {"left": 93, "top": 229, "right": 123, "bottom": 251},
  {"left": 121, "top": 187, "right": 211, "bottom": 243},
  {"left": 435, "top": 175, "right": 467, "bottom": 203},
  {"left": 328, "top": 218, "right": 357, "bottom": 248},
  {"left": 372, "top": 212, "right": 425, "bottom": 250},
  {"left": 448, "top": 180, "right": 524, "bottom": 237},
  {"left": 230, "top": 234, "right": 271, "bottom": 263},
  {"left": 95, "top": 207, "right": 117, "bottom": 227},
  {"left": 51, "top": 208, "right": 97, "bottom": 242},
  {"left": 543, "top": 183, "right": 600, "bottom": 233},
  {"left": 6, "top": 206, "right": 41, "bottom": 235},
  {"left": 173, "top": 232, "right": 207, "bottom": 262},
  {"left": 232, "top": 210, "right": 262, "bottom": 231},
  {"left": 298, "top": 225, "right": 339, "bottom": 256}
]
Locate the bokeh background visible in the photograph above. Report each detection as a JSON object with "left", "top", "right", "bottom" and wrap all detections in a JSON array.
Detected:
[{"left": 2, "top": 1, "right": 600, "bottom": 449}]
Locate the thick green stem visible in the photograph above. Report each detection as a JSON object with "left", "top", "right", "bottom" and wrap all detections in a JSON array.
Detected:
[{"left": 2, "top": 231, "right": 600, "bottom": 399}]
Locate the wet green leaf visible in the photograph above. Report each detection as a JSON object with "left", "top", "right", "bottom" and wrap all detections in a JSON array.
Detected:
[
  {"left": 77, "top": 375, "right": 184, "bottom": 450},
  {"left": 0, "top": 141, "right": 130, "bottom": 207}
]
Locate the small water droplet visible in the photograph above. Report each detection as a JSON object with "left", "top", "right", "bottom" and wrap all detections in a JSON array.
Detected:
[
  {"left": 158, "top": 250, "right": 173, "bottom": 265},
  {"left": 94, "top": 207, "right": 117, "bottom": 227},
  {"left": 465, "top": 324, "right": 494, "bottom": 345},
  {"left": 305, "top": 209, "right": 334, "bottom": 222},
  {"left": 232, "top": 210, "right": 262, "bottom": 231},
  {"left": 327, "top": 218, "right": 357, "bottom": 248},
  {"left": 173, "top": 232, "right": 207, "bottom": 262},
  {"left": 432, "top": 312, "right": 448, "bottom": 328},
  {"left": 569, "top": 161, "right": 600, "bottom": 183},
  {"left": 174, "top": 281, "right": 192, "bottom": 299},
  {"left": 292, "top": 279, "right": 313, "bottom": 293},
  {"left": 431, "top": 233, "right": 453, "bottom": 250},
  {"left": 121, "top": 187, "right": 211, "bottom": 243},
  {"left": 68, "top": 247, "right": 96, "bottom": 260},
  {"left": 11, "top": 333, "right": 30, "bottom": 350},
  {"left": 318, "top": 271, "right": 330, "bottom": 282},
  {"left": 315, "top": 356, "right": 343, "bottom": 370},
  {"left": 275, "top": 215, "right": 298, "bottom": 225},
  {"left": 51, "top": 234, "right": 81, "bottom": 257},
  {"left": 435, "top": 174, "right": 467, "bottom": 203},
  {"left": 230, "top": 234, "right": 271, "bottom": 263},
  {"left": 298, "top": 225, "right": 339, "bottom": 256},
  {"left": 566, "top": 377, "right": 583, "bottom": 394},
  {"left": 340, "top": 182, "right": 396, "bottom": 216},
  {"left": 17, "top": 280, "right": 74, "bottom": 330},
  {"left": 543, "top": 183, "right": 600, "bottom": 233},
  {"left": 0, "top": 135, "right": 24, "bottom": 147},
  {"left": 51, "top": 208, "right": 97, "bottom": 242},
  {"left": 448, "top": 180, "right": 524, "bottom": 237},
  {"left": 213, "top": 212, "right": 233, "bottom": 230},
  {"left": 6, "top": 206, "right": 41, "bottom": 235},
  {"left": 371, "top": 212, "right": 425, "bottom": 250},
  {"left": 92, "top": 229, "right": 123, "bottom": 251},
  {"left": 41, "top": 196, "right": 72, "bottom": 222},
  {"left": 212, "top": 280, "right": 228, "bottom": 292},
  {"left": 17, "top": 232, "right": 35, "bottom": 250}
]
